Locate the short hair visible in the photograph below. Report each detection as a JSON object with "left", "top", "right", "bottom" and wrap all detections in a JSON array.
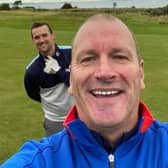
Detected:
[
  {"left": 31, "top": 22, "right": 53, "bottom": 38},
  {"left": 72, "top": 13, "right": 141, "bottom": 60}
]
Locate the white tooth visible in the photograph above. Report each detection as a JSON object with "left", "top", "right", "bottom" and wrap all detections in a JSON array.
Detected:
[
  {"left": 98, "top": 91, "right": 102, "bottom": 95},
  {"left": 93, "top": 90, "right": 119, "bottom": 96},
  {"left": 111, "top": 91, "right": 118, "bottom": 94},
  {"left": 94, "top": 91, "right": 100, "bottom": 95},
  {"left": 102, "top": 91, "right": 106, "bottom": 95},
  {"left": 107, "top": 91, "right": 111, "bottom": 95}
]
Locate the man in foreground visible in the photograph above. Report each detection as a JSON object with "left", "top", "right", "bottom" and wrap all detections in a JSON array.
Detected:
[{"left": 1, "top": 14, "right": 168, "bottom": 167}]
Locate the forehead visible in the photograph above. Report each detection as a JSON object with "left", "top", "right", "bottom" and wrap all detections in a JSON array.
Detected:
[
  {"left": 32, "top": 25, "right": 50, "bottom": 35},
  {"left": 79, "top": 19, "right": 132, "bottom": 41},
  {"left": 73, "top": 19, "right": 136, "bottom": 55}
]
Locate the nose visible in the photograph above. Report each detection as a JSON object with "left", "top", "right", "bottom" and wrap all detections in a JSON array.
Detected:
[
  {"left": 38, "top": 36, "right": 45, "bottom": 43},
  {"left": 94, "top": 55, "right": 117, "bottom": 82}
]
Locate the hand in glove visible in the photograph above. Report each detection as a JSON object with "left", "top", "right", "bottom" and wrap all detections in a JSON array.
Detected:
[{"left": 44, "top": 56, "right": 60, "bottom": 74}]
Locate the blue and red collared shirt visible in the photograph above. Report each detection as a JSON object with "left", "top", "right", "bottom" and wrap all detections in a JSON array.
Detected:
[{"left": 2, "top": 102, "right": 168, "bottom": 168}]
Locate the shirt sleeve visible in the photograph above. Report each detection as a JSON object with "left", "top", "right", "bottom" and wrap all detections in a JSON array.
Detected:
[{"left": 24, "top": 70, "right": 41, "bottom": 102}]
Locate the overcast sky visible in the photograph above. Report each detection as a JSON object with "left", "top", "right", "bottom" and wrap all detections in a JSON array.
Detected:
[
  {"left": 2, "top": 0, "right": 59, "bottom": 2},
  {"left": 0, "top": 0, "right": 100, "bottom": 3}
]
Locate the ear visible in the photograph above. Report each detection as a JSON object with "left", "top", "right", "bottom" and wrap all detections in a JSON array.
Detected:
[
  {"left": 68, "top": 66, "right": 73, "bottom": 96},
  {"left": 139, "top": 59, "right": 145, "bottom": 90},
  {"left": 32, "top": 38, "right": 36, "bottom": 44},
  {"left": 52, "top": 32, "right": 55, "bottom": 40}
]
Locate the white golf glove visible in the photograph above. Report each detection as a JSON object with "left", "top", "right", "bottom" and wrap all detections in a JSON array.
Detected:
[{"left": 44, "top": 56, "right": 60, "bottom": 74}]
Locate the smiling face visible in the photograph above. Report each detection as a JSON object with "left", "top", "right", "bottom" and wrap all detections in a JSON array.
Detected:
[
  {"left": 31, "top": 25, "right": 55, "bottom": 56},
  {"left": 69, "top": 15, "right": 145, "bottom": 133}
]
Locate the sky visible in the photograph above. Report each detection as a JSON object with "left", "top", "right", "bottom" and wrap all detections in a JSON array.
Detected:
[
  {"left": 0, "top": 0, "right": 99, "bottom": 3},
  {"left": 1, "top": 0, "right": 55, "bottom": 2}
]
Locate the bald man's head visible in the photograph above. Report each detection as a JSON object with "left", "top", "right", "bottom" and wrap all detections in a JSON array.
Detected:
[{"left": 72, "top": 14, "right": 140, "bottom": 61}]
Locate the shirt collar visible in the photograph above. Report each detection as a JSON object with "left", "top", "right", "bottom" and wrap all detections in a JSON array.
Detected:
[{"left": 91, "top": 112, "right": 141, "bottom": 154}]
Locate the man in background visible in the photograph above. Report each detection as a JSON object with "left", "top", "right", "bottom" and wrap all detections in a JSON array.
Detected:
[{"left": 24, "top": 22, "right": 74, "bottom": 136}]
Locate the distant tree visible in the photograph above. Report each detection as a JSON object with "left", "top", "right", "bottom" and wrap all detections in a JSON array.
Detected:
[
  {"left": 13, "top": 0, "right": 22, "bottom": 8},
  {"left": 150, "top": 8, "right": 163, "bottom": 16},
  {"left": 131, "top": 6, "right": 136, "bottom": 9},
  {"left": 113, "top": 2, "right": 117, "bottom": 8},
  {"left": 162, "top": 5, "right": 168, "bottom": 15},
  {"left": 61, "top": 2, "right": 73, "bottom": 9},
  {"left": 0, "top": 3, "right": 10, "bottom": 10}
]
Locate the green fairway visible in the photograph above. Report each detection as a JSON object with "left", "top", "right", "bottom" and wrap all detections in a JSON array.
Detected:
[{"left": 0, "top": 9, "right": 168, "bottom": 163}]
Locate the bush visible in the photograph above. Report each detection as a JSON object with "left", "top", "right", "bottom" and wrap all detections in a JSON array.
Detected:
[
  {"left": 150, "top": 8, "right": 163, "bottom": 16},
  {"left": 162, "top": 5, "right": 168, "bottom": 15},
  {"left": 150, "top": 5, "right": 168, "bottom": 16},
  {"left": 61, "top": 3, "right": 73, "bottom": 9},
  {"left": 0, "top": 3, "right": 10, "bottom": 10}
]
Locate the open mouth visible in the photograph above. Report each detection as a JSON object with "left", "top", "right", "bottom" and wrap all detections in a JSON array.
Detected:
[
  {"left": 40, "top": 43, "right": 47, "bottom": 48},
  {"left": 92, "top": 90, "right": 122, "bottom": 97}
]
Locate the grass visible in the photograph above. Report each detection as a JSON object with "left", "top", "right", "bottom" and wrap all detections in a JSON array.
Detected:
[{"left": 0, "top": 8, "right": 168, "bottom": 163}]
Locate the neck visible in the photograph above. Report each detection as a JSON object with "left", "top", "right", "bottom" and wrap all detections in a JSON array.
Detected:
[{"left": 96, "top": 113, "right": 139, "bottom": 147}]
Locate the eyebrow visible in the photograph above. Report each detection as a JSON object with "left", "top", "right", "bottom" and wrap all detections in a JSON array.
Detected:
[
  {"left": 77, "top": 47, "right": 128, "bottom": 56},
  {"left": 109, "top": 47, "right": 134, "bottom": 57},
  {"left": 74, "top": 46, "right": 135, "bottom": 63},
  {"left": 76, "top": 49, "right": 97, "bottom": 62},
  {"left": 33, "top": 32, "right": 48, "bottom": 38}
]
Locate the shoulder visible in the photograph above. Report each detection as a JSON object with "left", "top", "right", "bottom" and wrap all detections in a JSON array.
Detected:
[
  {"left": 58, "top": 45, "right": 71, "bottom": 50},
  {"left": 56, "top": 45, "right": 72, "bottom": 66},
  {"left": 148, "top": 120, "right": 168, "bottom": 138},
  {"left": 143, "top": 120, "right": 168, "bottom": 156},
  {"left": 25, "top": 55, "right": 42, "bottom": 77},
  {"left": 1, "top": 129, "right": 68, "bottom": 167},
  {"left": 58, "top": 45, "right": 71, "bottom": 56},
  {"left": 26, "top": 55, "right": 41, "bottom": 71}
]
